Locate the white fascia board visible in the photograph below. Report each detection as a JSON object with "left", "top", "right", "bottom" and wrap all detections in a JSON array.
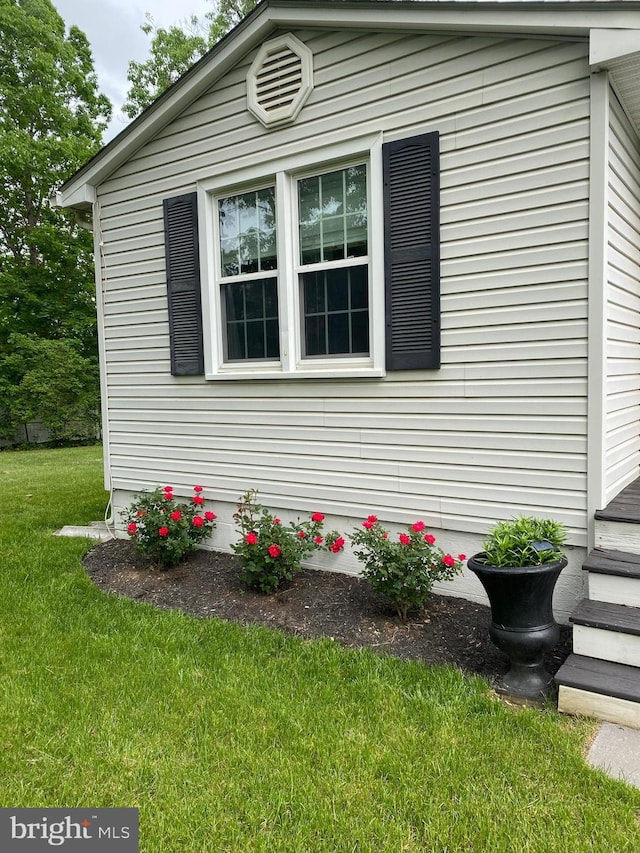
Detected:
[
  {"left": 53, "top": 183, "right": 96, "bottom": 211},
  {"left": 590, "top": 28, "right": 640, "bottom": 67},
  {"left": 268, "top": 1, "right": 640, "bottom": 38}
]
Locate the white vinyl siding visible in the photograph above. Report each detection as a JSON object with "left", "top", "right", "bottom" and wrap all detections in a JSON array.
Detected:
[
  {"left": 604, "top": 92, "right": 640, "bottom": 503},
  {"left": 97, "top": 31, "right": 591, "bottom": 544}
]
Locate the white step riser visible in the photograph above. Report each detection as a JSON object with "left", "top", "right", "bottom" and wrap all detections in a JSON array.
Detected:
[
  {"left": 588, "top": 574, "right": 640, "bottom": 607},
  {"left": 595, "top": 521, "right": 640, "bottom": 556},
  {"left": 573, "top": 625, "right": 640, "bottom": 667},
  {"left": 558, "top": 686, "right": 640, "bottom": 729}
]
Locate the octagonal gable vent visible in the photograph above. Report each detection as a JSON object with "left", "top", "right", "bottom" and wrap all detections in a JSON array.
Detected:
[{"left": 247, "top": 33, "right": 313, "bottom": 128}]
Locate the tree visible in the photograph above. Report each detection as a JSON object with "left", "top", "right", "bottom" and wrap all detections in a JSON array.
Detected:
[
  {"left": 0, "top": 0, "right": 111, "bottom": 439},
  {"left": 123, "top": 0, "right": 259, "bottom": 119},
  {"left": 0, "top": 335, "right": 100, "bottom": 442}
]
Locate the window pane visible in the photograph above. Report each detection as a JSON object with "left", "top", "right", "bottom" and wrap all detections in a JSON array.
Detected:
[
  {"left": 350, "top": 266, "right": 368, "bottom": 309},
  {"left": 345, "top": 165, "right": 367, "bottom": 214},
  {"left": 298, "top": 165, "right": 367, "bottom": 265},
  {"left": 301, "top": 267, "right": 369, "bottom": 357},
  {"left": 352, "top": 311, "right": 369, "bottom": 354},
  {"left": 219, "top": 188, "right": 276, "bottom": 277},
  {"left": 328, "top": 313, "right": 349, "bottom": 354},
  {"left": 305, "top": 315, "right": 325, "bottom": 357},
  {"left": 266, "top": 319, "right": 279, "bottom": 359},
  {"left": 304, "top": 274, "right": 325, "bottom": 314},
  {"left": 226, "top": 322, "right": 245, "bottom": 360},
  {"left": 244, "top": 280, "right": 265, "bottom": 320},
  {"left": 322, "top": 216, "right": 345, "bottom": 261},
  {"left": 223, "top": 279, "right": 280, "bottom": 362},
  {"left": 321, "top": 170, "right": 344, "bottom": 218},
  {"left": 327, "top": 269, "right": 348, "bottom": 311},
  {"left": 246, "top": 320, "right": 266, "bottom": 359}
]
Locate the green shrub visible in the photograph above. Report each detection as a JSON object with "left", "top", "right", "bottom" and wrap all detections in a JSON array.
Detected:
[
  {"left": 232, "top": 490, "right": 344, "bottom": 593},
  {"left": 479, "top": 516, "right": 567, "bottom": 567},
  {"left": 122, "top": 485, "right": 216, "bottom": 568},
  {"left": 351, "top": 516, "right": 466, "bottom": 623}
]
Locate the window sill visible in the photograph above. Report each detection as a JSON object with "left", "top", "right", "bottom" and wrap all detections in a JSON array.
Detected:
[{"left": 205, "top": 363, "right": 385, "bottom": 381}]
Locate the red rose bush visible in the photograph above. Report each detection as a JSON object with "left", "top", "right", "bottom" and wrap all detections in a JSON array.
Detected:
[
  {"left": 351, "top": 517, "right": 466, "bottom": 623},
  {"left": 122, "top": 485, "right": 216, "bottom": 568},
  {"left": 232, "top": 490, "right": 344, "bottom": 593}
]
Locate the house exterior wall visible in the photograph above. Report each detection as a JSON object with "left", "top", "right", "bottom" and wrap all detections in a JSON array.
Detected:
[
  {"left": 97, "top": 29, "right": 592, "bottom": 618},
  {"left": 604, "top": 90, "right": 640, "bottom": 503}
]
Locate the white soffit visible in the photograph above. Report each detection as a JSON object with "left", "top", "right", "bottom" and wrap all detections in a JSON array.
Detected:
[{"left": 591, "top": 28, "right": 640, "bottom": 135}]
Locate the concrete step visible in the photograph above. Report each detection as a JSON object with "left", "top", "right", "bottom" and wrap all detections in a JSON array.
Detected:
[
  {"left": 556, "top": 654, "right": 640, "bottom": 729},
  {"left": 571, "top": 599, "right": 640, "bottom": 667},
  {"left": 584, "top": 548, "right": 640, "bottom": 607}
]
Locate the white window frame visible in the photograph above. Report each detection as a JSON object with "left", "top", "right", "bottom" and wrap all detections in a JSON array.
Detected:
[{"left": 198, "top": 133, "right": 385, "bottom": 380}]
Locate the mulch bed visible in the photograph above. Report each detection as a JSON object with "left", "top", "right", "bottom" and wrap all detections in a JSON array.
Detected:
[{"left": 83, "top": 539, "right": 572, "bottom": 685}]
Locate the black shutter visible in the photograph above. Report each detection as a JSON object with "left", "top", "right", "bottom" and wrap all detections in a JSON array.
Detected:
[
  {"left": 383, "top": 132, "right": 440, "bottom": 370},
  {"left": 163, "top": 192, "right": 204, "bottom": 376}
]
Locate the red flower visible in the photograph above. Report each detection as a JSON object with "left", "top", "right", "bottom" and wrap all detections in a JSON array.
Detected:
[
  {"left": 362, "top": 520, "right": 374, "bottom": 530},
  {"left": 399, "top": 533, "right": 411, "bottom": 545},
  {"left": 164, "top": 493, "right": 173, "bottom": 500},
  {"left": 443, "top": 554, "right": 456, "bottom": 567},
  {"left": 424, "top": 534, "right": 436, "bottom": 545},
  {"left": 298, "top": 530, "right": 306, "bottom": 538},
  {"left": 163, "top": 486, "right": 173, "bottom": 493},
  {"left": 170, "top": 511, "right": 182, "bottom": 521},
  {"left": 382, "top": 533, "right": 389, "bottom": 539},
  {"left": 412, "top": 521, "right": 426, "bottom": 532},
  {"left": 158, "top": 527, "right": 169, "bottom": 537},
  {"left": 136, "top": 509, "right": 147, "bottom": 517},
  {"left": 245, "top": 532, "right": 258, "bottom": 545},
  {"left": 127, "top": 522, "right": 137, "bottom": 535},
  {"left": 458, "top": 553, "right": 467, "bottom": 561},
  {"left": 193, "top": 485, "right": 203, "bottom": 492},
  {"left": 273, "top": 518, "right": 281, "bottom": 524},
  {"left": 193, "top": 516, "right": 204, "bottom": 527},
  {"left": 366, "top": 514, "right": 378, "bottom": 523},
  {"left": 204, "top": 511, "right": 216, "bottom": 521},
  {"left": 314, "top": 536, "right": 324, "bottom": 545},
  {"left": 330, "top": 537, "right": 345, "bottom": 553},
  {"left": 311, "top": 512, "right": 324, "bottom": 523},
  {"left": 268, "top": 544, "right": 282, "bottom": 558},
  {"left": 192, "top": 495, "right": 204, "bottom": 506}
]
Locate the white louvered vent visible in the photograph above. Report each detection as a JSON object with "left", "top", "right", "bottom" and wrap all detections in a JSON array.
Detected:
[{"left": 247, "top": 34, "right": 313, "bottom": 128}]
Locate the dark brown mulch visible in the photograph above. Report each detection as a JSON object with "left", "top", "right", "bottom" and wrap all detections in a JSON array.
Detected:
[{"left": 82, "top": 539, "right": 572, "bottom": 685}]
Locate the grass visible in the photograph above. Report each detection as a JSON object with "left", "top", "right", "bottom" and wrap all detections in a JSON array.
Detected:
[{"left": 0, "top": 445, "right": 639, "bottom": 851}]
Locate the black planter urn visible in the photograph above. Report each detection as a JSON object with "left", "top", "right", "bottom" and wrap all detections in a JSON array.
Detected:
[{"left": 467, "top": 554, "right": 568, "bottom": 702}]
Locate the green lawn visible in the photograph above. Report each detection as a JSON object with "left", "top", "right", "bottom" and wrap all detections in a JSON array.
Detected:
[{"left": 0, "top": 445, "right": 639, "bottom": 852}]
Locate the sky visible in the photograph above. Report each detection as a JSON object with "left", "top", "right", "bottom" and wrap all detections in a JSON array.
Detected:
[{"left": 53, "top": 0, "right": 214, "bottom": 140}]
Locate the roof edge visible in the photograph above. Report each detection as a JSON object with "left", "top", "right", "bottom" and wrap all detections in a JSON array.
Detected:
[{"left": 57, "top": 0, "right": 640, "bottom": 206}]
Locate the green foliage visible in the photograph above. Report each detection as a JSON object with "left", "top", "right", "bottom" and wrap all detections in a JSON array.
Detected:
[
  {"left": 480, "top": 516, "right": 568, "bottom": 568},
  {"left": 0, "top": 0, "right": 111, "bottom": 443},
  {"left": 122, "top": 485, "right": 217, "bottom": 568},
  {"left": 0, "top": 0, "right": 111, "bottom": 357},
  {"left": 351, "top": 517, "right": 466, "bottom": 622},
  {"left": 0, "top": 334, "right": 100, "bottom": 441},
  {"left": 123, "top": 1, "right": 259, "bottom": 118},
  {"left": 232, "top": 489, "right": 344, "bottom": 593},
  {"left": 123, "top": 14, "right": 208, "bottom": 119}
]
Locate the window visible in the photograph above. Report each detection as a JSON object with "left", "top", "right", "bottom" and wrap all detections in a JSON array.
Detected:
[
  {"left": 164, "top": 131, "right": 440, "bottom": 379},
  {"left": 199, "top": 136, "right": 384, "bottom": 379},
  {"left": 298, "top": 165, "right": 369, "bottom": 358},
  {"left": 217, "top": 187, "right": 279, "bottom": 362}
]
